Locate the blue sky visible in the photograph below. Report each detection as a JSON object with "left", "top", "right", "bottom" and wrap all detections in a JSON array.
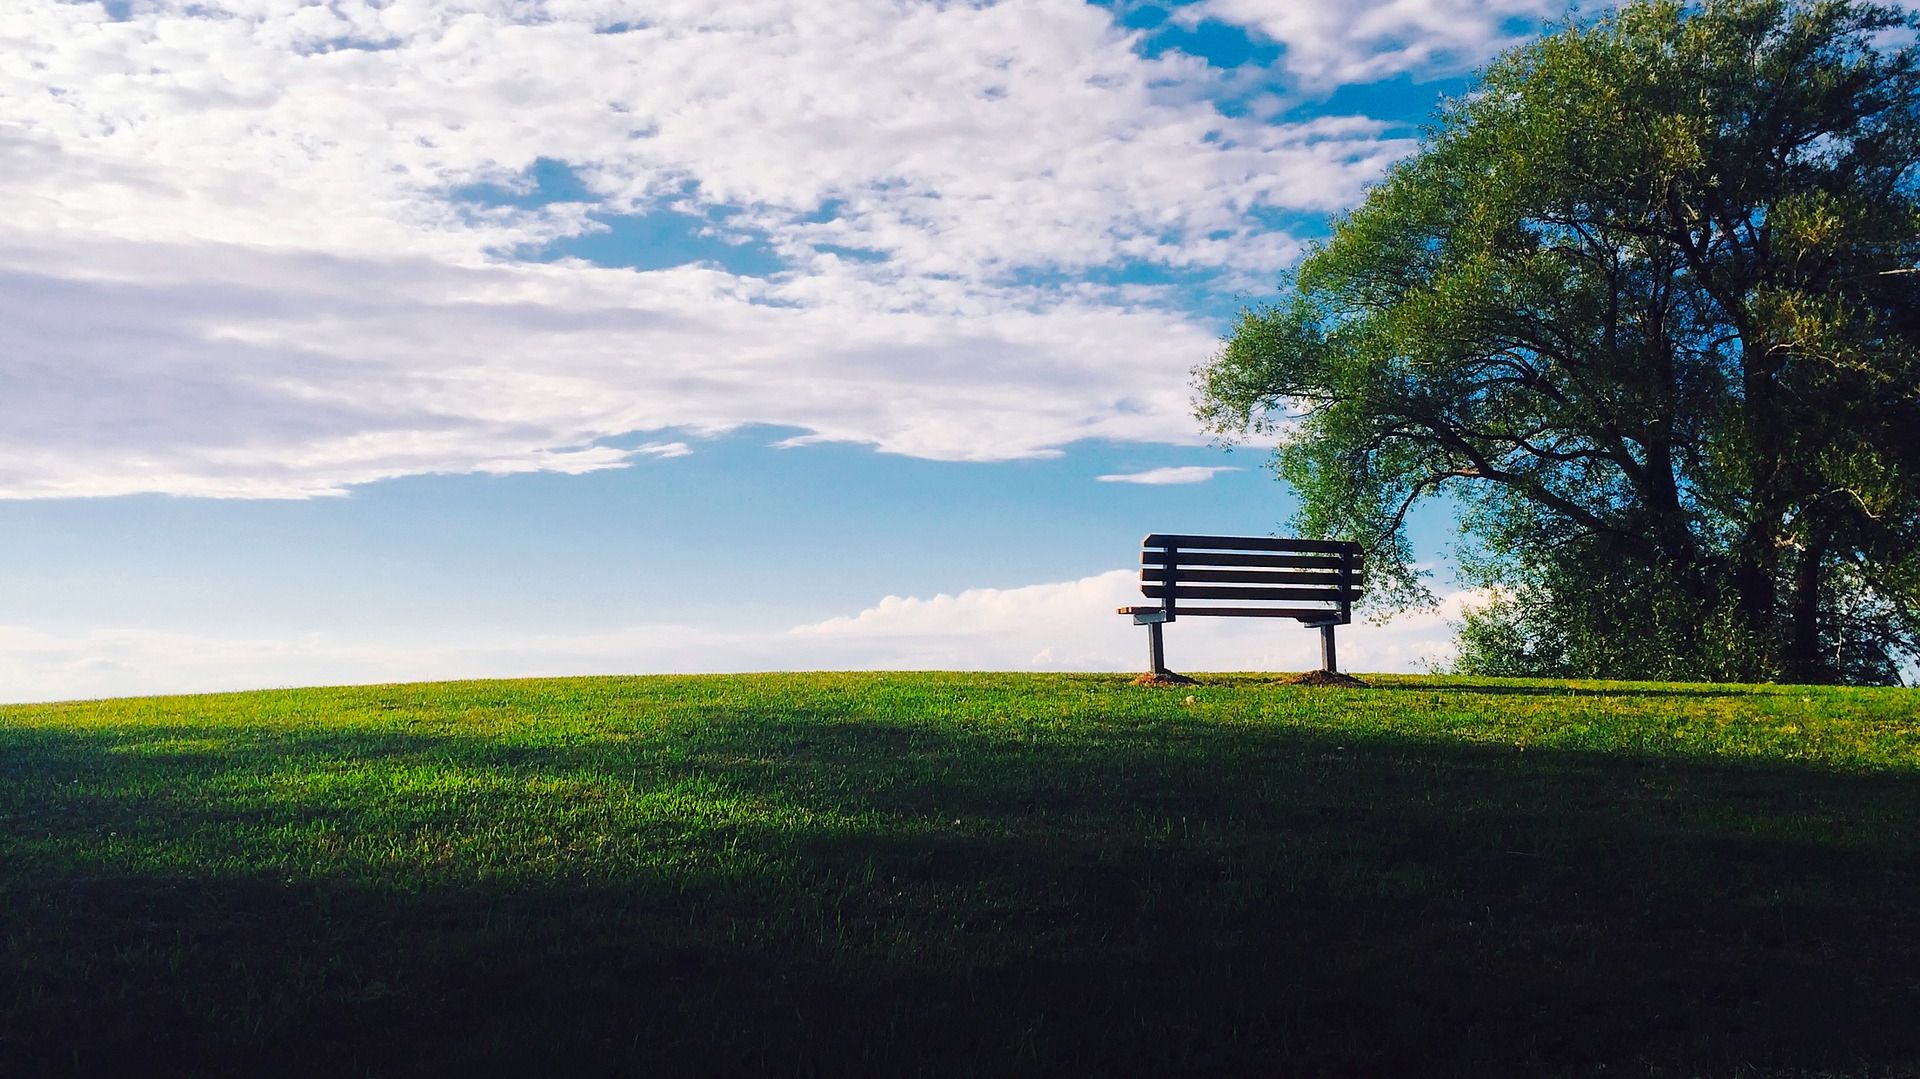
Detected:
[{"left": 0, "top": 0, "right": 1594, "bottom": 701}]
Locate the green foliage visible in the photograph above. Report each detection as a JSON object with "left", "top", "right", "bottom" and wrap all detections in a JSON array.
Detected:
[
  {"left": 3, "top": 673, "right": 1919, "bottom": 1074},
  {"left": 1197, "top": 0, "right": 1920, "bottom": 684}
]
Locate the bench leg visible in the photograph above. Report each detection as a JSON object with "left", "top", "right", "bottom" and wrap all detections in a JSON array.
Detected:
[
  {"left": 1147, "top": 620, "right": 1167, "bottom": 675},
  {"left": 1320, "top": 624, "right": 1337, "bottom": 673}
]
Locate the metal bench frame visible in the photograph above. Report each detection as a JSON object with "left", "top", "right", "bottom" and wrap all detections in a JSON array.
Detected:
[{"left": 1117, "top": 533, "right": 1364, "bottom": 678}]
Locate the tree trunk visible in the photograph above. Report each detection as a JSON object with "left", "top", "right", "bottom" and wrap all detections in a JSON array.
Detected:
[
  {"left": 1730, "top": 523, "right": 1781, "bottom": 681},
  {"left": 1737, "top": 315, "right": 1785, "bottom": 682},
  {"left": 1783, "top": 533, "right": 1832, "bottom": 684}
]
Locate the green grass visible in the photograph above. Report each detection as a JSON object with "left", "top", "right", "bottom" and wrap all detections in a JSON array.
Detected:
[{"left": 3, "top": 672, "right": 1918, "bottom": 1077}]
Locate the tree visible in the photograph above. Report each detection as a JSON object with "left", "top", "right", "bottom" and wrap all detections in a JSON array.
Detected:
[{"left": 1196, "top": 0, "right": 1920, "bottom": 684}]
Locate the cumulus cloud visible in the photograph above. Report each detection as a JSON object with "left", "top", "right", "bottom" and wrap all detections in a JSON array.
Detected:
[
  {"left": 0, "top": 0, "right": 1417, "bottom": 498},
  {"left": 1096, "top": 465, "right": 1242, "bottom": 485}
]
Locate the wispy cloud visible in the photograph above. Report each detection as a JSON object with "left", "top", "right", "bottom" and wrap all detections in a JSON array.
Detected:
[{"left": 1096, "top": 465, "right": 1242, "bottom": 485}]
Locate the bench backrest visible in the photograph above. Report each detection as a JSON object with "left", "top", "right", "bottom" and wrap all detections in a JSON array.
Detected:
[{"left": 1139, "top": 533, "right": 1364, "bottom": 623}]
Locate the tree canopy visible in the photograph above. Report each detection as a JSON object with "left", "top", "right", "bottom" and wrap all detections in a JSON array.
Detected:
[{"left": 1196, "top": 0, "right": 1920, "bottom": 684}]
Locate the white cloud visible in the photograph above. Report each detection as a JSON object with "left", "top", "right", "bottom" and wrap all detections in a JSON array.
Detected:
[
  {"left": 1190, "top": 0, "right": 1567, "bottom": 87},
  {"left": 1096, "top": 465, "right": 1241, "bottom": 485},
  {"left": 0, "top": 0, "right": 1417, "bottom": 498},
  {"left": 0, "top": 572, "right": 1483, "bottom": 703}
]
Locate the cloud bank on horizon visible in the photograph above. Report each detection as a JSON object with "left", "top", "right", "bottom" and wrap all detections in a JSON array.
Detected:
[
  {"left": 0, "top": 571, "right": 1482, "bottom": 703},
  {"left": 0, "top": 0, "right": 1589, "bottom": 499}
]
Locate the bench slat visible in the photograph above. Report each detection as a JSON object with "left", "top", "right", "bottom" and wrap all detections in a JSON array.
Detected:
[
  {"left": 1141, "top": 568, "right": 1364, "bottom": 585},
  {"left": 1144, "top": 534, "right": 1361, "bottom": 554},
  {"left": 1142, "top": 585, "right": 1354, "bottom": 602},
  {"left": 1141, "top": 551, "right": 1352, "bottom": 570},
  {"left": 1170, "top": 606, "right": 1343, "bottom": 619}
]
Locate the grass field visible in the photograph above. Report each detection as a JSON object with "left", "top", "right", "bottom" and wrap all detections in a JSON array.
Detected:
[{"left": 2, "top": 672, "right": 1917, "bottom": 1077}]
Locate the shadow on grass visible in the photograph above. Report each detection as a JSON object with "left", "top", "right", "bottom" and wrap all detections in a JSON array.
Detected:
[
  {"left": 1352, "top": 681, "right": 1787, "bottom": 699},
  {"left": 2, "top": 706, "right": 1916, "bottom": 1077},
  {"left": 1145, "top": 674, "right": 1765, "bottom": 698}
]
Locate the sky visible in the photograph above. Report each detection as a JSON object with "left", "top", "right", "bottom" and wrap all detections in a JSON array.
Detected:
[{"left": 0, "top": 0, "right": 1627, "bottom": 702}]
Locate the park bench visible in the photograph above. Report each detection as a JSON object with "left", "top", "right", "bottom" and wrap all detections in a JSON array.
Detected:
[{"left": 1118, "top": 533, "right": 1364, "bottom": 679}]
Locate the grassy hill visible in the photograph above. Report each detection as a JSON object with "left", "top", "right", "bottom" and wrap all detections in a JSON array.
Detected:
[{"left": 3, "top": 672, "right": 1917, "bottom": 1076}]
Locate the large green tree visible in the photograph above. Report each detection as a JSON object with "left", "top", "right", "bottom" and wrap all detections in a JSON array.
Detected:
[{"left": 1197, "top": 0, "right": 1920, "bottom": 684}]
